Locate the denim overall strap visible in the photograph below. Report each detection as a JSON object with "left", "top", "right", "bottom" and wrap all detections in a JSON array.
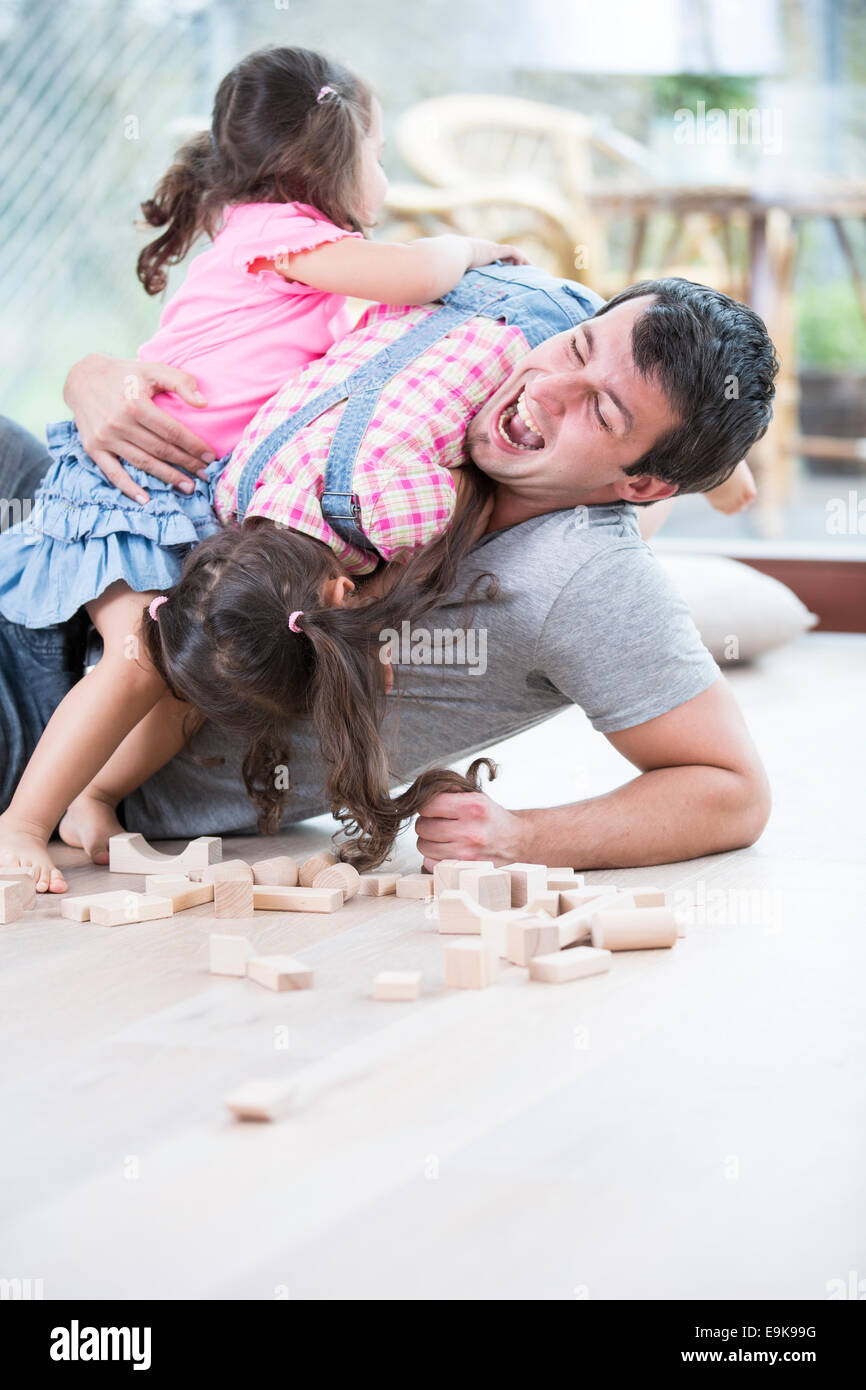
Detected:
[
  {"left": 236, "top": 289, "right": 509, "bottom": 531},
  {"left": 319, "top": 292, "right": 507, "bottom": 546},
  {"left": 441, "top": 264, "right": 604, "bottom": 348},
  {"left": 236, "top": 377, "right": 359, "bottom": 521}
]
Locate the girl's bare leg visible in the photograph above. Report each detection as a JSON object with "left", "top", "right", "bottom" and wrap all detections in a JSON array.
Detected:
[
  {"left": 60, "top": 692, "right": 201, "bottom": 863},
  {"left": 0, "top": 582, "right": 164, "bottom": 891}
]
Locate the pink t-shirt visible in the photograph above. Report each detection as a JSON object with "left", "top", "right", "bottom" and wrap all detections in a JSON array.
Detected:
[{"left": 138, "top": 202, "right": 362, "bottom": 458}]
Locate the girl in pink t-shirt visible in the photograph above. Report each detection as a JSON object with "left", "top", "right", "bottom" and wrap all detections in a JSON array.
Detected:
[
  {"left": 136, "top": 51, "right": 519, "bottom": 461},
  {"left": 0, "top": 44, "right": 523, "bottom": 890}
]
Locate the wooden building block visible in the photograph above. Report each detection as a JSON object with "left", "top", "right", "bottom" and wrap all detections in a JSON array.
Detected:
[
  {"left": 199, "top": 859, "right": 254, "bottom": 885},
  {"left": 0, "top": 880, "right": 28, "bottom": 923},
  {"left": 525, "top": 889, "right": 560, "bottom": 917},
  {"left": 432, "top": 860, "right": 463, "bottom": 895},
  {"left": 298, "top": 852, "right": 337, "bottom": 887},
  {"left": 225, "top": 1077, "right": 296, "bottom": 1122},
  {"left": 214, "top": 878, "right": 255, "bottom": 919},
  {"left": 434, "top": 859, "right": 493, "bottom": 895},
  {"left": 530, "top": 946, "right": 612, "bottom": 983},
  {"left": 479, "top": 911, "right": 511, "bottom": 958},
  {"left": 555, "top": 891, "right": 624, "bottom": 947},
  {"left": 559, "top": 885, "right": 614, "bottom": 913},
  {"left": 247, "top": 954, "right": 315, "bottom": 991},
  {"left": 209, "top": 933, "right": 253, "bottom": 976},
  {"left": 60, "top": 890, "right": 138, "bottom": 923},
  {"left": 358, "top": 873, "right": 400, "bottom": 896},
  {"left": 437, "top": 889, "right": 487, "bottom": 935},
  {"left": 0, "top": 869, "right": 37, "bottom": 909},
  {"left": 590, "top": 906, "right": 678, "bottom": 951},
  {"left": 89, "top": 892, "right": 174, "bottom": 927},
  {"left": 144, "top": 875, "right": 214, "bottom": 911},
  {"left": 251, "top": 856, "right": 299, "bottom": 887},
  {"left": 312, "top": 862, "right": 361, "bottom": 900},
  {"left": 547, "top": 872, "right": 585, "bottom": 891},
  {"left": 395, "top": 874, "right": 434, "bottom": 900},
  {"left": 458, "top": 867, "right": 511, "bottom": 912},
  {"left": 373, "top": 970, "right": 422, "bottom": 1001},
  {"left": 443, "top": 938, "right": 499, "bottom": 989},
  {"left": 506, "top": 914, "right": 562, "bottom": 966},
  {"left": 627, "top": 886, "right": 667, "bottom": 908},
  {"left": 108, "top": 833, "right": 221, "bottom": 874},
  {"left": 478, "top": 903, "right": 549, "bottom": 958},
  {"left": 502, "top": 862, "right": 547, "bottom": 908},
  {"left": 252, "top": 884, "right": 343, "bottom": 913}
]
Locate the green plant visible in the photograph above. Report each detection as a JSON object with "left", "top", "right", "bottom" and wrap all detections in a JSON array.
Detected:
[
  {"left": 652, "top": 73, "right": 759, "bottom": 116},
  {"left": 796, "top": 279, "right": 866, "bottom": 370}
]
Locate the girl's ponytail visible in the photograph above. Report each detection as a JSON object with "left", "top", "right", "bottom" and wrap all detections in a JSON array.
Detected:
[
  {"left": 299, "top": 609, "right": 394, "bottom": 864},
  {"left": 137, "top": 131, "right": 213, "bottom": 295},
  {"left": 135, "top": 49, "right": 373, "bottom": 296},
  {"left": 300, "top": 608, "right": 500, "bottom": 870}
]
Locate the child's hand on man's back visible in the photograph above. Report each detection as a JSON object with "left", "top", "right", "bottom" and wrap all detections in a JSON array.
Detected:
[{"left": 467, "top": 238, "right": 531, "bottom": 269}]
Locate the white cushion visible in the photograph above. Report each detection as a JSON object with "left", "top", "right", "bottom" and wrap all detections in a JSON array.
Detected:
[{"left": 655, "top": 552, "right": 818, "bottom": 662}]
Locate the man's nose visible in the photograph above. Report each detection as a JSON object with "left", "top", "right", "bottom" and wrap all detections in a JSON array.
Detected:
[{"left": 532, "top": 371, "right": 578, "bottom": 418}]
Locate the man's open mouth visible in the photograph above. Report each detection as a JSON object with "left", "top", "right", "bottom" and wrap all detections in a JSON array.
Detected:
[{"left": 497, "top": 387, "right": 545, "bottom": 451}]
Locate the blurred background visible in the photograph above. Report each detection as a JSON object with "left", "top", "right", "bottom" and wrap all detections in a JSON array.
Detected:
[{"left": 1, "top": 0, "right": 864, "bottom": 546}]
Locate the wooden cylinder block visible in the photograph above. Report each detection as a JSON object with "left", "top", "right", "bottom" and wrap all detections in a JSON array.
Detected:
[
  {"left": 590, "top": 907, "right": 678, "bottom": 951},
  {"left": 312, "top": 862, "right": 361, "bottom": 900},
  {"left": 298, "top": 852, "right": 338, "bottom": 887},
  {"left": 251, "top": 856, "right": 299, "bottom": 887}
]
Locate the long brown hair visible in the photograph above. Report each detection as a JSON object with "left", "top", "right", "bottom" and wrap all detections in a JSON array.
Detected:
[
  {"left": 143, "top": 467, "right": 497, "bottom": 870},
  {"left": 137, "top": 46, "right": 373, "bottom": 295}
]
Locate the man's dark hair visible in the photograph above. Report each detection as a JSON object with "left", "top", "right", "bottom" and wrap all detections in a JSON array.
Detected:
[{"left": 592, "top": 277, "right": 778, "bottom": 496}]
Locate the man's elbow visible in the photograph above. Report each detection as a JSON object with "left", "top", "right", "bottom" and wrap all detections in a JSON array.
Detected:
[{"left": 730, "top": 761, "right": 772, "bottom": 848}]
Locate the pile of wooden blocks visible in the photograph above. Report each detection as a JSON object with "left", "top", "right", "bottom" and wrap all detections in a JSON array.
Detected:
[
  {"left": 2, "top": 833, "right": 684, "bottom": 1123},
  {"left": 52, "top": 835, "right": 366, "bottom": 927},
  {"left": 429, "top": 859, "right": 682, "bottom": 989}
]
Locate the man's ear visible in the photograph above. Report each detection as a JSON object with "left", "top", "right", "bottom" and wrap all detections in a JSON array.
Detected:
[{"left": 614, "top": 473, "right": 679, "bottom": 504}]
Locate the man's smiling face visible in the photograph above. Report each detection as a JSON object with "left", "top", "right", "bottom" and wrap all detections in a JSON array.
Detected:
[{"left": 466, "top": 296, "right": 680, "bottom": 512}]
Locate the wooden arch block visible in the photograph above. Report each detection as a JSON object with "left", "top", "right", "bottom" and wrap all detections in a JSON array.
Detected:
[{"left": 109, "top": 833, "right": 221, "bottom": 875}]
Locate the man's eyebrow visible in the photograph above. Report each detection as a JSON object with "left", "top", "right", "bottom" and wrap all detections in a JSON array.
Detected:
[{"left": 581, "top": 324, "right": 634, "bottom": 434}]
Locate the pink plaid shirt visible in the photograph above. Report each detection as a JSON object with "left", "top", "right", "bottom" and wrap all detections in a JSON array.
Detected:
[{"left": 213, "top": 301, "right": 529, "bottom": 574}]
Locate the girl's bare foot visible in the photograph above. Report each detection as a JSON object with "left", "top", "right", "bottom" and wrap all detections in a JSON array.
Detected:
[
  {"left": 0, "top": 814, "right": 66, "bottom": 892},
  {"left": 59, "top": 793, "right": 124, "bottom": 865}
]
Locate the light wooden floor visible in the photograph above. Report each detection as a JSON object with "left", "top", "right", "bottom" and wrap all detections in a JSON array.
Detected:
[{"left": 1, "top": 633, "right": 864, "bottom": 1300}]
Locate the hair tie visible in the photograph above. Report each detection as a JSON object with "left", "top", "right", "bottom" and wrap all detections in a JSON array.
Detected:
[
  {"left": 316, "top": 85, "right": 337, "bottom": 104},
  {"left": 148, "top": 595, "right": 168, "bottom": 621},
  {"left": 288, "top": 610, "right": 304, "bottom": 633}
]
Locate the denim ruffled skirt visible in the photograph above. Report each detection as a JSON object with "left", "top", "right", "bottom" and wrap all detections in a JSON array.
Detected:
[{"left": 0, "top": 420, "right": 228, "bottom": 628}]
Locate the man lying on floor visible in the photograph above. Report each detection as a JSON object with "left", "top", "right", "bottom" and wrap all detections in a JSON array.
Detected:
[{"left": 0, "top": 269, "right": 776, "bottom": 869}]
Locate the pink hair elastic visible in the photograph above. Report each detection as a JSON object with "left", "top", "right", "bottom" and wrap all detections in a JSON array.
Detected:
[
  {"left": 288, "top": 610, "right": 304, "bottom": 633},
  {"left": 316, "top": 85, "right": 337, "bottom": 103},
  {"left": 148, "top": 595, "right": 168, "bottom": 621}
]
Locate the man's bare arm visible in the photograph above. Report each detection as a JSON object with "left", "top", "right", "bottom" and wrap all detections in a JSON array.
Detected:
[
  {"left": 63, "top": 354, "right": 216, "bottom": 504},
  {"left": 414, "top": 677, "right": 771, "bottom": 870}
]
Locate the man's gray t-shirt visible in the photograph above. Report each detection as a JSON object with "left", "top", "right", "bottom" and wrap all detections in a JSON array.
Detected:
[{"left": 126, "top": 501, "right": 719, "bottom": 836}]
